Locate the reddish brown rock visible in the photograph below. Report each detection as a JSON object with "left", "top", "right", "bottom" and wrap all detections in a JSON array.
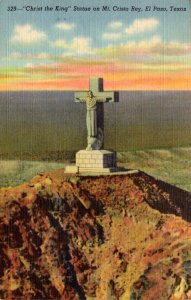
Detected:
[{"left": 0, "top": 170, "right": 191, "bottom": 299}]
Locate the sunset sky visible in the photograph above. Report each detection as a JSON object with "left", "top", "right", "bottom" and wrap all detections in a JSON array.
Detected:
[{"left": 0, "top": 0, "right": 191, "bottom": 90}]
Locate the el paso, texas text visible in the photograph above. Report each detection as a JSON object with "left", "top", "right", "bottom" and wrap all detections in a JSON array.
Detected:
[{"left": 7, "top": 5, "right": 187, "bottom": 12}]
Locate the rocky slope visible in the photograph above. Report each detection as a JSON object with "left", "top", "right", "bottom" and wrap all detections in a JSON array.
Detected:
[{"left": 0, "top": 169, "right": 191, "bottom": 299}]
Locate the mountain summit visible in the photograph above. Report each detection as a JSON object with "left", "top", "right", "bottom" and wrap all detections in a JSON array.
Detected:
[{"left": 0, "top": 170, "right": 191, "bottom": 299}]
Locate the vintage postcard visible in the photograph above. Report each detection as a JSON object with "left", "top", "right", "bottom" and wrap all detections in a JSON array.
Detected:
[{"left": 0, "top": 0, "right": 191, "bottom": 299}]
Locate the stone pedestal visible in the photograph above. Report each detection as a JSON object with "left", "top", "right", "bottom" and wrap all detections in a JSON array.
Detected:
[
  {"left": 65, "top": 150, "right": 117, "bottom": 174},
  {"left": 77, "top": 150, "right": 116, "bottom": 172}
]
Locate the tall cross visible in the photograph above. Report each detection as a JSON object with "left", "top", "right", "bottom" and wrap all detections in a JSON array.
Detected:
[{"left": 75, "top": 78, "right": 119, "bottom": 150}]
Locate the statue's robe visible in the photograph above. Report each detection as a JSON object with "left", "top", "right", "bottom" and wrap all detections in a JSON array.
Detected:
[{"left": 86, "top": 96, "right": 97, "bottom": 138}]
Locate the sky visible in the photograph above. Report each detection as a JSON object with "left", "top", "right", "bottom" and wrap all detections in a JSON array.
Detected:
[{"left": 0, "top": 0, "right": 191, "bottom": 90}]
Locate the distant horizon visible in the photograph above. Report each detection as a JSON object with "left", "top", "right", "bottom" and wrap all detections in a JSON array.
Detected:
[
  {"left": 0, "top": 89, "right": 191, "bottom": 92},
  {"left": 1, "top": 90, "right": 191, "bottom": 154}
]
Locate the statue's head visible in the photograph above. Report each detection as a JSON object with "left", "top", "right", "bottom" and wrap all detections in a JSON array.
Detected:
[{"left": 88, "top": 90, "right": 93, "bottom": 97}]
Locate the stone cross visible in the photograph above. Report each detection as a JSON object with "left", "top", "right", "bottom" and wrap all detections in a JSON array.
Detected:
[{"left": 75, "top": 78, "right": 119, "bottom": 150}]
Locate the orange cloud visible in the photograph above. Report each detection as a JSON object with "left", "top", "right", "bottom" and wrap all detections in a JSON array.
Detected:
[
  {"left": 2, "top": 40, "right": 191, "bottom": 91},
  {"left": 1, "top": 69, "right": 191, "bottom": 91}
]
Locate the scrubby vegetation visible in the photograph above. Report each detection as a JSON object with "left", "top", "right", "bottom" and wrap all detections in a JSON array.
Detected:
[
  {"left": 118, "top": 147, "right": 191, "bottom": 192},
  {"left": 1, "top": 147, "right": 191, "bottom": 192}
]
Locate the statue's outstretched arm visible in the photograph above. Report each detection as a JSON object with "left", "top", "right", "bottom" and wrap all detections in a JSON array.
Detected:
[{"left": 76, "top": 97, "right": 86, "bottom": 102}]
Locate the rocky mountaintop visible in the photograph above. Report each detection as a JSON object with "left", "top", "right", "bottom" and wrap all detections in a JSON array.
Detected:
[{"left": 0, "top": 169, "right": 191, "bottom": 299}]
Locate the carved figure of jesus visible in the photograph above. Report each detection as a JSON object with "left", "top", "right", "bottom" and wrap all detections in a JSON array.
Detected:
[{"left": 75, "top": 78, "right": 119, "bottom": 150}]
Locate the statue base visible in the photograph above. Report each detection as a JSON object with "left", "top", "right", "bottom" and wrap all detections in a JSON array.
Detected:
[{"left": 65, "top": 150, "right": 117, "bottom": 174}]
